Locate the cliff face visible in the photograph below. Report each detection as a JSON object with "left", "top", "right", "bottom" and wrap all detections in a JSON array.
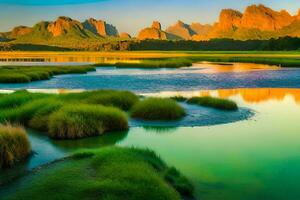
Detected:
[
  {"left": 137, "top": 21, "right": 168, "bottom": 40},
  {"left": 166, "top": 20, "right": 195, "bottom": 39},
  {"left": 240, "top": 4, "right": 294, "bottom": 31},
  {"left": 166, "top": 21, "right": 212, "bottom": 40},
  {"left": 47, "top": 17, "right": 83, "bottom": 37},
  {"left": 217, "top": 9, "right": 243, "bottom": 31},
  {"left": 83, "top": 18, "right": 118, "bottom": 37}
]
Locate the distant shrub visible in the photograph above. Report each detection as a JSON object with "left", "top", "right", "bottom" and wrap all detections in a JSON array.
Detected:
[
  {"left": 131, "top": 98, "right": 186, "bottom": 121},
  {"left": 0, "top": 124, "right": 31, "bottom": 168},
  {"left": 48, "top": 104, "right": 128, "bottom": 139},
  {"left": 187, "top": 96, "right": 238, "bottom": 111}
]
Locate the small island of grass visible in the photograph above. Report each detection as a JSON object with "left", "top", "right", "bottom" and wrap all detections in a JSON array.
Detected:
[
  {"left": 0, "top": 65, "right": 96, "bottom": 83},
  {"left": 0, "top": 90, "right": 138, "bottom": 139},
  {"left": 187, "top": 96, "right": 238, "bottom": 111},
  {"left": 5, "top": 147, "right": 194, "bottom": 200},
  {"left": 48, "top": 104, "right": 128, "bottom": 139},
  {"left": 131, "top": 98, "right": 186, "bottom": 121},
  {"left": 0, "top": 124, "right": 31, "bottom": 169}
]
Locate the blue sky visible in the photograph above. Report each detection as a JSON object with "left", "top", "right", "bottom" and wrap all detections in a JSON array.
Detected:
[{"left": 0, "top": 0, "right": 299, "bottom": 35}]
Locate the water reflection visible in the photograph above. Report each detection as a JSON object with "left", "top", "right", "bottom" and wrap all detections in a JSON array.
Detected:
[
  {"left": 144, "top": 88, "right": 300, "bottom": 105},
  {"left": 194, "top": 62, "right": 280, "bottom": 74}
]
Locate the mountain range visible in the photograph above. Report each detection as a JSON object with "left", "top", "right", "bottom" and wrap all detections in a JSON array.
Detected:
[{"left": 1, "top": 4, "right": 300, "bottom": 43}]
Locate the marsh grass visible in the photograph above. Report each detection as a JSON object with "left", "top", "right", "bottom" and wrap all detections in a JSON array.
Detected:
[
  {"left": 113, "top": 58, "right": 193, "bottom": 68},
  {"left": 8, "top": 147, "right": 194, "bottom": 200},
  {"left": 131, "top": 98, "right": 186, "bottom": 121},
  {"left": 0, "top": 124, "right": 31, "bottom": 169},
  {"left": 0, "top": 90, "right": 136, "bottom": 139},
  {"left": 48, "top": 104, "right": 129, "bottom": 139},
  {"left": 59, "top": 90, "right": 139, "bottom": 111},
  {"left": 0, "top": 65, "right": 96, "bottom": 83},
  {"left": 0, "top": 90, "right": 49, "bottom": 109},
  {"left": 170, "top": 96, "right": 188, "bottom": 102},
  {"left": 187, "top": 96, "right": 238, "bottom": 111}
]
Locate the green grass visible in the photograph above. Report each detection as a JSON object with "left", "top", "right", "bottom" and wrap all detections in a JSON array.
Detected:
[
  {"left": 0, "top": 90, "right": 137, "bottom": 139},
  {"left": 48, "top": 104, "right": 128, "bottom": 139},
  {"left": 5, "top": 147, "right": 194, "bottom": 200},
  {"left": 0, "top": 65, "right": 96, "bottom": 83},
  {"left": 170, "top": 96, "right": 188, "bottom": 102},
  {"left": 59, "top": 90, "right": 139, "bottom": 111},
  {"left": 0, "top": 124, "right": 31, "bottom": 169},
  {"left": 131, "top": 98, "right": 186, "bottom": 121},
  {"left": 187, "top": 96, "right": 238, "bottom": 111},
  {"left": 111, "top": 58, "right": 193, "bottom": 68}
]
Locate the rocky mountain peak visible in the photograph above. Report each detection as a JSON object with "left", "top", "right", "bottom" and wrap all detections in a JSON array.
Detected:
[
  {"left": 152, "top": 21, "right": 162, "bottom": 30},
  {"left": 218, "top": 9, "right": 243, "bottom": 30},
  {"left": 241, "top": 4, "right": 293, "bottom": 31},
  {"left": 48, "top": 16, "right": 83, "bottom": 37}
]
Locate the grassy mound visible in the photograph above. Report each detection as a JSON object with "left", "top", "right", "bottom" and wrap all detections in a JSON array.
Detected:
[
  {"left": 48, "top": 104, "right": 128, "bottom": 139},
  {"left": 0, "top": 124, "right": 31, "bottom": 169},
  {"left": 0, "top": 90, "right": 137, "bottom": 137},
  {"left": 0, "top": 65, "right": 95, "bottom": 83},
  {"left": 187, "top": 96, "right": 238, "bottom": 111},
  {"left": 131, "top": 98, "right": 186, "bottom": 121},
  {"left": 5, "top": 147, "right": 193, "bottom": 200}
]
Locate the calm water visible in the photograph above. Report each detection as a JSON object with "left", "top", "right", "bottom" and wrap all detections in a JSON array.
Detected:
[
  {"left": 0, "top": 63, "right": 300, "bottom": 91},
  {"left": 1, "top": 62, "right": 300, "bottom": 200}
]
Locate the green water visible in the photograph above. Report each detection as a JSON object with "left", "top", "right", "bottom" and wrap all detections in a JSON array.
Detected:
[
  {"left": 118, "top": 91, "right": 300, "bottom": 200},
  {"left": 1, "top": 89, "right": 300, "bottom": 200}
]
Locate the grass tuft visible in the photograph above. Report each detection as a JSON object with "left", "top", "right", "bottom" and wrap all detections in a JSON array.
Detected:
[
  {"left": 0, "top": 124, "right": 31, "bottom": 169},
  {"left": 131, "top": 98, "right": 186, "bottom": 121},
  {"left": 48, "top": 104, "right": 129, "bottom": 139},
  {"left": 187, "top": 96, "right": 238, "bottom": 111}
]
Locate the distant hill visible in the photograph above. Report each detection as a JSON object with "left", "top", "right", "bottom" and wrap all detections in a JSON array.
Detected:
[
  {"left": 1, "top": 4, "right": 300, "bottom": 47},
  {"left": 137, "top": 4, "right": 300, "bottom": 41},
  {"left": 0, "top": 16, "right": 127, "bottom": 45}
]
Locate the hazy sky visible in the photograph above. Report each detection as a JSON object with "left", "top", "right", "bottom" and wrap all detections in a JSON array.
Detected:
[{"left": 0, "top": 0, "right": 299, "bottom": 35}]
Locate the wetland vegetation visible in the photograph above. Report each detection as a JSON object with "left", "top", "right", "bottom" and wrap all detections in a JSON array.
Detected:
[
  {"left": 187, "top": 96, "right": 238, "bottom": 111},
  {"left": 0, "top": 65, "right": 95, "bottom": 83},
  {"left": 4, "top": 147, "right": 194, "bottom": 200},
  {"left": 131, "top": 98, "right": 186, "bottom": 121},
  {"left": 0, "top": 124, "right": 31, "bottom": 169}
]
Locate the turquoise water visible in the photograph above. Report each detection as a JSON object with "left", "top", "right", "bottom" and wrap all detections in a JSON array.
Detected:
[
  {"left": 1, "top": 62, "right": 300, "bottom": 199},
  {"left": 1, "top": 88, "right": 300, "bottom": 199}
]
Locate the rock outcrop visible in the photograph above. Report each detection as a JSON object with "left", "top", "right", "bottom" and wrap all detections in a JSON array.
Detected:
[
  {"left": 83, "top": 18, "right": 118, "bottom": 37},
  {"left": 166, "top": 20, "right": 195, "bottom": 40},
  {"left": 137, "top": 21, "right": 168, "bottom": 40},
  {"left": 217, "top": 9, "right": 243, "bottom": 31},
  {"left": 240, "top": 4, "right": 294, "bottom": 31},
  {"left": 47, "top": 16, "right": 83, "bottom": 37},
  {"left": 10, "top": 26, "right": 32, "bottom": 37}
]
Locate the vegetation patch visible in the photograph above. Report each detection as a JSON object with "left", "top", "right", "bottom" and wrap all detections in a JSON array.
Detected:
[
  {"left": 113, "top": 58, "right": 193, "bottom": 68},
  {"left": 131, "top": 98, "right": 186, "bottom": 121},
  {"left": 48, "top": 104, "right": 128, "bottom": 139},
  {"left": 0, "top": 90, "right": 136, "bottom": 139},
  {"left": 0, "top": 124, "right": 31, "bottom": 169},
  {"left": 5, "top": 147, "right": 194, "bottom": 200},
  {"left": 187, "top": 96, "right": 238, "bottom": 111},
  {"left": 0, "top": 65, "right": 96, "bottom": 83}
]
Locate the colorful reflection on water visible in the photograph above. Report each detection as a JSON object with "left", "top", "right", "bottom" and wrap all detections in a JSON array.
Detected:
[{"left": 1, "top": 88, "right": 300, "bottom": 200}]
